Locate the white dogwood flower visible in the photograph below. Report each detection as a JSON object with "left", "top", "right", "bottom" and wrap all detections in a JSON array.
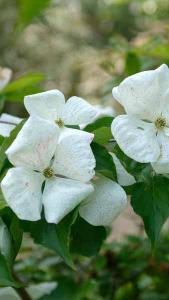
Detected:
[
  {"left": 1, "top": 117, "right": 95, "bottom": 224},
  {"left": 24, "top": 89, "right": 97, "bottom": 129},
  {"left": 79, "top": 176, "right": 127, "bottom": 226},
  {"left": 0, "top": 114, "right": 22, "bottom": 137},
  {"left": 0, "top": 67, "right": 12, "bottom": 91},
  {"left": 111, "top": 64, "right": 169, "bottom": 163}
]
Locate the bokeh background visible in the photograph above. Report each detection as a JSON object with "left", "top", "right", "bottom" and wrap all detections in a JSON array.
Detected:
[
  {"left": 0, "top": 1, "right": 169, "bottom": 299},
  {"left": 2, "top": 0, "right": 169, "bottom": 115}
]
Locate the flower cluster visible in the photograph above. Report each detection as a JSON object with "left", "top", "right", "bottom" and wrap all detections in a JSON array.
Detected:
[
  {"left": 111, "top": 64, "right": 169, "bottom": 174},
  {"left": 1, "top": 90, "right": 127, "bottom": 226}
]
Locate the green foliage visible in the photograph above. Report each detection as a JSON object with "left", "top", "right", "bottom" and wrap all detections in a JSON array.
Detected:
[
  {"left": 0, "top": 190, "right": 7, "bottom": 211},
  {"left": 125, "top": 51, "right": 141, "bottom": 76},
  {"left": 13, "top": 234, "right": 169, "bottom": 300},
  {"left": 16, "top": 0, "right": 52, "bottom": 29},
  {"left": 21, "top": 212, "right": 106, "bottom": 268},
  {"left": 0, "top": 254, "right": 18, "bottom": 287},
  {"left": 22, "top": 211, "right": 78, "bottom": 268},
  {"left": 92, "top": 143, "right": 117, "bottom": 181},
  {"left": 71, "top": 217, "right": 106, "bottom": 257},
  {"left": 0, "top": 210, "right": 23, "bottom": 288},
  {"left": 39, "top": 278, "right": 99, "bottom": 300},
  {"left": 3, "top": 73, "right": 45, "bottom": 103},
  {"left": 85, "top": 117, "right": 113, "bottom": 145},
  {"left": 131, "top": 176, "right": 169, "bottom": 246}
]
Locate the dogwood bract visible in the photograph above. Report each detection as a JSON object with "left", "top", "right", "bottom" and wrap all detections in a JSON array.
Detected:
[
  {"left": 0, "top": 113, "right": 22, "bottom": 137},
  {"left": 111, "top": 64, "right": 169, "bottom": 163},
  {"left": 24, "top": 89, "right": 97, "bottom": 128},
  {"left": 110, "top": 153, "right": 135, "bottom": 186},
  {"left": 1, "top": 117, "right": 95, "bottom": 224},
  {"left": 79, "top": 176, "right": 127, "bottom": 226}
]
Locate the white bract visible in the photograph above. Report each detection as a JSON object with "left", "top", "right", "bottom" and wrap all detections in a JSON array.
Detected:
[
  {"left": 80, "top": 104, "right": 115, "bottom": 129},
  {"left": 0, "top": 114, "right": 22, "bottom": 137},
  {"left": 0, "top": 67, "right": 12, "bottom": 91},
  {"left": 24, "top": 89, "right": 97, "bottom": 128},
  {"left": 1, "top": 117, "right": 95, "bottom": 224},
  {"left": 111, "top": 64, "right": 169, "bottom": 163},
  {"left": 110, "top": 153, "right": 135, "bottom": 186},
  {"left": 79, "top": 176, "right": 127, "bottom": 226}
]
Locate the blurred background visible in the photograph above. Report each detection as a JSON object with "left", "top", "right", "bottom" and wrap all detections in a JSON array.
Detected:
[
  {"left": 0, "top": 0, "right": 169, "bottom": 299},
  {"left": 1, "top": 0, "right": 169, "bottom": 115}
]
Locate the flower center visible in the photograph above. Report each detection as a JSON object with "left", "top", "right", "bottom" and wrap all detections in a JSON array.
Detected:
[
  {"left": 55, "top": 118, "right": 64, "bottom": 128},
  {"left": 155, "top": 117, "right": 166, "bottom": 130},
  {"left": 43, "top": 167, "right": 54, "bottom": 179}
]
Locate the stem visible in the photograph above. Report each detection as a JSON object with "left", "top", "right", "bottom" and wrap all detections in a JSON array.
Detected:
[
  {"left": 13, "top": 271, "right": 33, "bottom": 300},
  {"left": 0, "top": 120, "right": 17, "bottom": 126}
]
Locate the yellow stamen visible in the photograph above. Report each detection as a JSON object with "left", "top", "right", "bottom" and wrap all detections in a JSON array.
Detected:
[
  {"left": 43, "top": 167, "right": 54, "bottom": 179},
  {"left": 155, "top": 117, "right": 166, "bottom": 130},
  {"left": 55, "top": 118, "right": 64, "bottom": 128}
]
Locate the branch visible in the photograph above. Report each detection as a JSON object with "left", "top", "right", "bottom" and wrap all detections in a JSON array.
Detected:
[{"left": 13, "top": 271, "right": 33, "bottom": 300}]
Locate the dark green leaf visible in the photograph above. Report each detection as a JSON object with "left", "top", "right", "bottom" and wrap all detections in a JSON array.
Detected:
[
  {"left": 91, "top": 142, "right": 117, "bottom": 180},
  {"left": 0, "top": 253, "right": 19, "bottom": 287},
  {"left": 0, "top": 209, "right": 23, "bottom": 262},
  {"left": 22, "top": 211, "right": 78, "bottom": 267},
  {"left": 71, "top": 217, "right": 106, "bottom": 257},
  {"left": 0, "top": 94, "right": 5, "bottom": 113},
  {"left": 39, "top": 278, "right": 97, "bottom": 300},
  {"left": 131, "top": 176, "right": 169, "bottom": 246},
  {"left": 10, "top": 217, "right": 23, "bottom": 259}
]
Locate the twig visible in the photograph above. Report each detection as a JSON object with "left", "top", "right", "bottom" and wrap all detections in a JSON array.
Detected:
[{"left": 12, "top": 271, "right": 33, "bottom": 300}]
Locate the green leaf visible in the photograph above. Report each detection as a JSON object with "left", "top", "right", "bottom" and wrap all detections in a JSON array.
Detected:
[
  {"left": 91, "top": 142, "right": 117, "bottom": 180},
  {"left": 84, "top": 116, "right": 114, "bottom": 132},
  {"left": 4, "top": 86, "right": 42, "bottom": 103},
  {"left": 0, "top": 190, "right": 7, "bottom": 210},
  {"left": 16, "top": 0, "right": 51, "bottom": 28},
  {"left": 10, "top": 217, "right": 23, "bottom": 259},
  {"left": 0, "top": 253, "right": 19, "bottom": 287},
  {"left": 125, "top": 51, "right": 141, "bottom": 76},
  {"left": 131, "top": 176, "right": 169, "bottom": 246},
  {"left": 84, "top": 117, "right": 113, "bottom": 145},
  {"left": 113, "top": 145, "right": 153, "bottom": 182},
  {"left": 3, "top": 73, "right": 45, "bottom": 102},
  {"left": 71, "top": 217, "right": 106, "bottom": 257},
  {"left": 0, "top": 94, "right": 5, "bottom": 113},
  {"left": 0, "top": 120, "right": 25, "bottom": 174},
  {"left": 39, "top": 278, "right": 98, "bottom": 300},
  {"left": 22, "top": 211, "right": 78, "bottom": 268},
  {"left": 93, "top": 127, "right": 112, "bottom": 145},
  {"left": 0, "top": 218, "right": 12, "bottom": 264},
  {"left": 0, "top": 209, "right": 23, "bottom": 262}
]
